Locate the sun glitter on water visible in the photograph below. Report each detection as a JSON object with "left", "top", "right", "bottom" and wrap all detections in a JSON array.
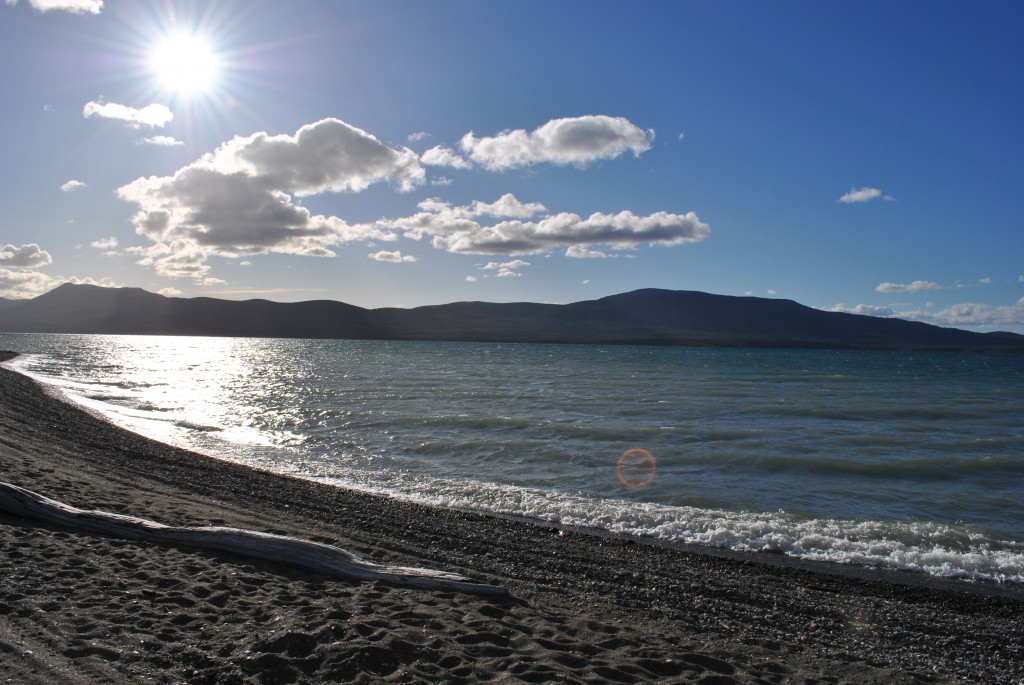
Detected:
[{"left": 617, "top": 448, "right": 657, "bottom": 490}]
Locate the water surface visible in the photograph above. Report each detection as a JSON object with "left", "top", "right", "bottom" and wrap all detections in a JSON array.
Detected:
[{"left": 3, "top": 333, "right": 1022, "bottom": 583}]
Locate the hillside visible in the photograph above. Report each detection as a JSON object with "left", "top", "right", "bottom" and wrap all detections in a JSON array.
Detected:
[{"left": 1, "top": 283, "right": 1022, "bottom": 351}]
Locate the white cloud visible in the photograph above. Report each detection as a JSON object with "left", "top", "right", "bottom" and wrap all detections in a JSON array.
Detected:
[
  {"left": 60, "top": 179, "right": 87, "bottom": 192},
  {"left": 0, "top": 269, "right": 119, "bottom": 299},
  {"left": 432, "top": 209, "right": 706, "bottom": 255},
  {"left": 204, "top": 118, "right": 423, "bottom": 195},
  {"left": 481, "top": 259, "right": 529, "bottom": 278},
  {"left": 369, "top": 250, "right": 416, "bottom": 263},
  {"left": 158, "top": 287, "right": 184, "bottom": 297},
  {"left": 565, "top": 245, "right": 610, "bottom": 259},
  {"left": 481, "top": 259, "right": 530, "bottom": 271},
  {"left": 0, "top": 267, "right": 54, "bottom": 298},
  {"left": 139, "top": 135, "right": 183, "bottom": 146},
  {"left": 116, "top": 118, "right": 424, "bottom": 280},
  {"left": 979, "top": 277, "right": 992, "bottom": 285},
  {"left": 898, "top": 301, "right": 1024, "bottom": 331},
  {"left": 83, "top": 100, "right": 173, "bottom": 128},
  {"left": 198, "top": 277, "right": 226, "bottom": 286},
  {"left": 64, "top": 275, "right": 118, "bottom": 288},
  {"left": 431, "top": 176, "right": 453, "bottom": 186},
  {"left": 1019, "top": 274, "right": 1024, "bottom": 283},
  {"left": 876, "top": 280, "right": 941, "bottom": 293},
  {"left": 465, "top": 275, "right": 477, "bottom": 282},
  {"left": 459, "top": 115, "right": 653, "bottom": 171},
  {"left": 378, "top": 193, "right": 708, "bottom": 256},
  {"left": 407, "top": 131, "right": 431, "bottom": 142},
  {"left": 9, "top": 0, "right": 102, "bottom": 13},
  {"left": 1, "top": 243, "right": 52, "bottom": 268},
  {"left": 420, "top": 145, "right": 472, "bottom": 169},
  {"left": 826, "top": 303, "right": 896, "bottom": 317},
  {"left": 838, "top": 186, "right": 894, "bottom": 203},
  {"left": 472, "top": 194, "right": 547, "bottom": 218},
  {"left": 90, "top": 237, "right": 117, "bottom": 250}
]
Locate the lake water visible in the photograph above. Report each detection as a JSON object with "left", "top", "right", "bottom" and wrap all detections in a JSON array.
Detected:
[{"left": 2, "top": 333, "right": 1022, "bottom": 583}]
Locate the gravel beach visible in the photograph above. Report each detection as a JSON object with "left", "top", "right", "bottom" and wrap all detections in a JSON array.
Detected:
[{"left": 1, "top": 351, "right": 1021, "bottom": 684}]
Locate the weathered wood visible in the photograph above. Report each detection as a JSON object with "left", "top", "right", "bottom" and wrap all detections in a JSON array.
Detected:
[{"left": 0, "top": 481, "right": 507, "bottom": 598}]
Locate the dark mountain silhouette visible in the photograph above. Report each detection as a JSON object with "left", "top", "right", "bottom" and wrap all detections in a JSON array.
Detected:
[{"left": 1, "top": 283, "right": 1022, "bottom": 351}]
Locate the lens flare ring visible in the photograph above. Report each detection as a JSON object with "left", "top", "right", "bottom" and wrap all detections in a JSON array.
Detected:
[{"left": 617, "top": 448, "right": 657, "bottom": 489}]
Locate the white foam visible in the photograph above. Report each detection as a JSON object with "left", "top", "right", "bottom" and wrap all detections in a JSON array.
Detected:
[{"left": 299, "top": 464, "right": 1024, "bottom": 584}]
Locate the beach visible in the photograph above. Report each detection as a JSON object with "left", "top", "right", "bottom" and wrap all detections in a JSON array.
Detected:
[{"left": 1, "top": 352, "right": 1021, "bottom": 685}]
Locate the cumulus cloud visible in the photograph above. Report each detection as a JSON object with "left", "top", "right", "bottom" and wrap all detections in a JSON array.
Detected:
[
  {"left": 116, "top": 118, "right": 425, "bottom": 280},
  {"left": 482, "top": 259, "right": 529, "bottom": 271},
  {"left": 898, "top": 301, "right": 1024, "bottom": 331},
  {"left": 0, "top": 267, "right": 54, "bottom": 298},
  {"left": 60, "top": 179, "right": 87, "bottom": 192},
  {"left": 407, "top": 131, "right": 431, "bottom": 142},
  {"left": 377, "top": 193, "right": 708, "bottom": 256},
  {"left": 481, "top": 260, "right": 530, "bottom": 278},
  {"left": 1, "top": 243, "right": 52, "bottom": 268},
  {"left": 471, "top": 194, "right": 547, "bottom": 218},
  {"left": 459, "top": 115, "right": 653, "bottom": 171},
  {"left": 66, "top": 275, "right": 118, "bottom": 287},
  {"left": 566, "top": 245, "right": 610, "bottom": 259},
  {"left": 139, "top": 135, "right": 183, "bottom": 146},
  {"left": 90, "top": 237, "right": 117, "bottom": 250},
  {"left": 876, "top": 280, "right": 940, "bottom": 293},
  {"left": 0, "top": 264, "right": 119, "bottom": 299},
  {"left": 420, "top": 145, "right": 472, "bottom": 169},
  {"left": 826, "top": 303, "right": 896, "bottom": 317},
  {"left": 465, "top": 275, "right": 477, "bottom": 282},
  {"left": 83, "top": 100, "right": 173, "bottom": 128},
  {"left": 204, "top": 118, "right": 423, "bottom": 195},
  {"left": 838, "top": 187, "right": 894, "bottom": 204},
  {"left": 9, "top": 0, "right": 102, "bottom": 13},
  {"left": 369, "top": 250, "right": 416, "bottom": 263},
  {"left": 157, "top": 286, "right": 184, "bottom": 297}
]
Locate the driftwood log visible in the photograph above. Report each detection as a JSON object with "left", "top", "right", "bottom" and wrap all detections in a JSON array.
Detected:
[{"left": 0, "top": 481, "right": 507, "bottom": 598}]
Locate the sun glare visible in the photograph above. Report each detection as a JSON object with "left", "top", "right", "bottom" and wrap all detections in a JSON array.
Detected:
[{"left": 150, "top": 32, "right": 220, "bottom": 96}]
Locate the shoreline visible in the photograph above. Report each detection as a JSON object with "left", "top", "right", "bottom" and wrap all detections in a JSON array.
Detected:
[{"left": 2, "top": 351, "right": 1022, "bottom": 684}]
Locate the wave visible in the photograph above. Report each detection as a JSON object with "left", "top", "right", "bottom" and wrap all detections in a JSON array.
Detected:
[
  {"left": 734, "top": 453, "right": 1024, "bottom": 480},
  {"left": 755, "top": 404, "right": 990, "bottom": 422},
  {"left": 304, "top": 467, "right": 1024, "bottom": 584}
]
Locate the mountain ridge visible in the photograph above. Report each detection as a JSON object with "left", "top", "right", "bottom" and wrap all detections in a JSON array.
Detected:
[{"left": 1, "top": 283, "right": 1022, "bottom": 351}]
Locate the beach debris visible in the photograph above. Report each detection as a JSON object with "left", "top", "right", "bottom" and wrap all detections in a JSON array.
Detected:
[{"left": 0, "top": 481, "right": 508, "bottom": 598}]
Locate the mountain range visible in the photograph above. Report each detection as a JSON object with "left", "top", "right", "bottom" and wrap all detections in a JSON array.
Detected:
[{"left": 1, "top": 283, "right": 1022, "bottom": 351}]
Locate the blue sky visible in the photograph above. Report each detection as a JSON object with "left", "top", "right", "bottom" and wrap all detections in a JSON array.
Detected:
[{"left": 2, "top": 0, "right": 1022, "bottom": 332}]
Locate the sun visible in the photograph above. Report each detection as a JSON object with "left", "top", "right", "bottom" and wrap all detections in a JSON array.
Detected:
[{"left": 150, "top": 32, "right": 221, "bottom": 97}]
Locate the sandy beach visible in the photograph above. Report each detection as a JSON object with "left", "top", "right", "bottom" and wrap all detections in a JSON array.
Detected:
[{"left": 1, "top": 351, "right": 1021, "bottom": 685}]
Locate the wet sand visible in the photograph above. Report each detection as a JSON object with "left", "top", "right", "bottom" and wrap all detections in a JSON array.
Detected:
[{"left": 1, "top": 351, "right": 1021, "bottom": 684}]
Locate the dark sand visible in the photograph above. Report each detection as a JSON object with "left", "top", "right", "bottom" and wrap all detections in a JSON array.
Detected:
[{"left": 1, "top": 351, "right": 1021, "bottom": 684}]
